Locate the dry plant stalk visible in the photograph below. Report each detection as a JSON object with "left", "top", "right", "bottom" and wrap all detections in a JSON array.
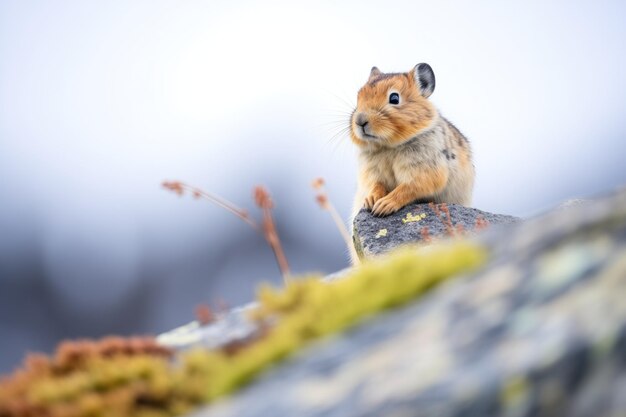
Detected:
[
  {"left": 254, "top": 186, "right": 291, "bottom": 283},
  {"left": 163, "top": 180, "right": 291, "bottom": 285},
  {"left": 312, "top": 178, "right": 360, "bottom": 265},
  {"left": 162, "top": 181, "right": 257, "bottom": 230},
  {"left": 420, "top": 226, "right": 432, "bottom": 244},
  {"left": 195, "top": 304, "right": 215, "bottom": 325}
]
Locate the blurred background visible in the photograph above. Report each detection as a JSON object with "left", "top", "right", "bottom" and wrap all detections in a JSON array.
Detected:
[{"left": 1, "top": 0, "right": 625, "bottom": 373}]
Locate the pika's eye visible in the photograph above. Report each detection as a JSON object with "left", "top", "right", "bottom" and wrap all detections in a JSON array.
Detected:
[{"left": 389, "top": 92, "right": 400, "bottom": 105}]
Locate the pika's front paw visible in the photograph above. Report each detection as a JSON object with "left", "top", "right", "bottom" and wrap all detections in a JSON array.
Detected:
[
  {"left": 371, "top": 195, "right": 403, "bottom": 217},
  {"left": 364, "top": 189, "right": 387, "bottom": 210}
]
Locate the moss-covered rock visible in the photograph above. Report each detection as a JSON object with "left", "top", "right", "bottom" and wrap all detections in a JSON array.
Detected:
[
  {"left": 0, "top": 243, "right": 486, "bottom": 417},
  {"left": 192, "top": 187, "right": 626, "bottom": 417}
]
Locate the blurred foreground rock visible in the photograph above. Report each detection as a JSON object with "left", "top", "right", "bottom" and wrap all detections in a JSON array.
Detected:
[
  {"left": 167, "top": 187, "right": 626, "bottom": 417},
  {"left": 353, "top": 202, "right": 520, "bottom": 258}
]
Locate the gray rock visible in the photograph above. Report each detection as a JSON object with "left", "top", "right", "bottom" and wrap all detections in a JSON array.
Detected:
[
  {"left": 353, "top": 203, "right": 520, "bottom": 259},
  {"left": 157, "top": 270, "right": 352, "bottom": 352},
  {"left": 157, "top": 303, "right": 259, "bottom": 351},
  {"left": 185, "top": 186, "right": 626, "bottom": 417}
]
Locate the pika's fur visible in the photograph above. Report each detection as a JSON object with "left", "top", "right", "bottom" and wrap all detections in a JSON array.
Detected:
[{"left": 350, "top": 64, "right": 475, "bottom": 218}]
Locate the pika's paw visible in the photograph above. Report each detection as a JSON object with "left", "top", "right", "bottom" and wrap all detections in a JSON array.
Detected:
[
  {"left": 371, "top": 195, "right": 403, "bottom": 217},
  {"left": 364, "top": 189, "right": 387, "bottom": 210}
]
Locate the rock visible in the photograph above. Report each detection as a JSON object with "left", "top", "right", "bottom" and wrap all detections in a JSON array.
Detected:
[
  {"left": 157, "top": 303, "right": 259, "bottom": 351},
  {"left": 185, "top": 186, "right": 626, "bottom": 417},
  {"left": 353, "top": 203, "right": 520, "bottom": 259},
  {"left": 157, "top": 270, "right": 353, "bottom": 352}
]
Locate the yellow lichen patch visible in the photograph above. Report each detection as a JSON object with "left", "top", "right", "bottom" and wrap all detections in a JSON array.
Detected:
[
  {"left": 402, "top": 212, "right": 427, "bottom": 224},
  {"left": 376, "top": 229, "right": 388, "bottom": 238},
  {"left": 502, "top": 375, "right": 530, "bottom": 410}
]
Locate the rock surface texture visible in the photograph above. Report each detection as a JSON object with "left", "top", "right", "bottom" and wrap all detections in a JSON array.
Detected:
[
  {"left": 165, "top": 188, "right": 626, "bottom": 417},
  {"left": 353, "top": 202, "right": 520, "bottom": 258}
]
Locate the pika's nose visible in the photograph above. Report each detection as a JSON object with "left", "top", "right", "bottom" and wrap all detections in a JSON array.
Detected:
[{"left": 355, "top": 113, "right": 368, "bottom": 127}]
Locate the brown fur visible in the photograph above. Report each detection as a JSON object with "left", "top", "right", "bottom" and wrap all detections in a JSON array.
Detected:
[
  {"left": 350, "top": 73, "right": 436, "bottom": 148},
  {"left": 350, "top": 66, "right": 475, "bottom": 219}
]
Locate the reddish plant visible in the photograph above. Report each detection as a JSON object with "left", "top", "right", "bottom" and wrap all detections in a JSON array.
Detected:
[
  {"left": 53, "top": 337, "right": 173, "bottom": 370},
  {"left": 0, "top": 337, "right": 176, "bottom": 417},
  {"left": 427, "top": 203, "right": 492, "bottom": 239},
  {"left": 429, "top": 202, "right": 441, "bottom": 218},
  {"left": 420, "top": 226, "right": 432, "bottom": 244},
  {"left": 475, "top": 216, "right": 490, "bottom": 232},
  {"left": 254, "top": 186, "right": 291, "bottom": 283},
  {"left": 439, "top": 203, "right": 456, "bottom": 237},
  {"left": 163, "top": 180, "right": 291, "bottom": 284},
  {"left": 162, "top": 181, "right": 257, "bottom": 230},
  {"left": 195, "top": 304, "right": 216, "bottom": 325},
  {"left": 428, "top": 202, "right": 462, "bottom": 238}
]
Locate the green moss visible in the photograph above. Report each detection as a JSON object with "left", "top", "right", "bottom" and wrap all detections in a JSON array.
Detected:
[
  {"left": 0, "top": 242, "right": 487, "bottom": 416},
  {"left": 194, "top": 242, "right": 487, "bottom": 400}
]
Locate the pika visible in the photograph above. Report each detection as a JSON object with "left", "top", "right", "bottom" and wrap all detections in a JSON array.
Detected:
[{"left": 350, "top": 64, "right": 475, "bottom": 217}]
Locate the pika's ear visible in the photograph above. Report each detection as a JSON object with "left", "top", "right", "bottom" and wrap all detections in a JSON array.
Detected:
[
  {"left": 368, "top": 66, "right": 382, "bottom": 82},
  {"left": 413, "top": 63, "right": 435, "bottom": 98}
]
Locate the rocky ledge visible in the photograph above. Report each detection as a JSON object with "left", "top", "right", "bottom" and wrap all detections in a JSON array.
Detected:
[
  {"left": 163, "top": 187, "right": 626, "bottom": 417},
  {"left": 353, "top": 202, "right": 520, "bottom": 259}
]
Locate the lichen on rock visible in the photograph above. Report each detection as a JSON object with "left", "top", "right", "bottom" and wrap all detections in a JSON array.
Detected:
[{"left": 353, "top": 202, "right": 520, "bottom": 259}]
